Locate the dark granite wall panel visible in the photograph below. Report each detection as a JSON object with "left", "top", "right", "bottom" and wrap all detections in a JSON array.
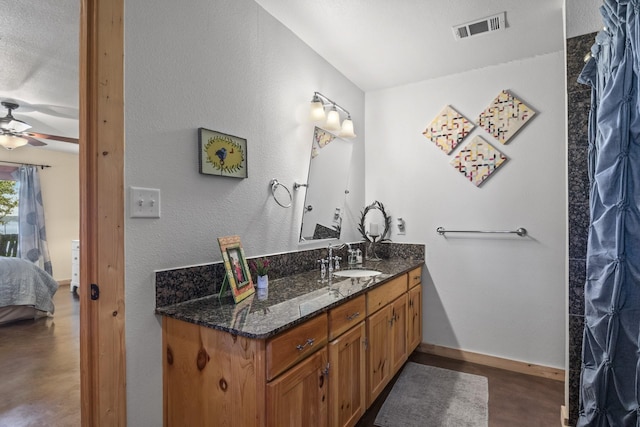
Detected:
[
  {"left": 156, "top": 242, "right": 425, "bottom": 308},
  {"left": 566, "top": 31, "right": 597, "bottom": 427}
]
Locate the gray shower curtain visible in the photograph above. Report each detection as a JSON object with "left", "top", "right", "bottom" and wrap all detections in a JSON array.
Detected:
[
  {"left": 578, "top": 1, "right": 640, "bottom": 426},
  {"left": 15, "top": 165, "right": 52, "bottom": 275}
]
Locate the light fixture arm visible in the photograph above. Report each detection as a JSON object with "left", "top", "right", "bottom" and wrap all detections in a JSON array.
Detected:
[{"left": 312, "top": 92, "right": 352, "bottom": 119}]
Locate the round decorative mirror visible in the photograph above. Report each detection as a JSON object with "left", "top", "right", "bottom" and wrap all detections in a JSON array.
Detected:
[{"left": 357, "top": 201, "right": 392, "bottom": 243}]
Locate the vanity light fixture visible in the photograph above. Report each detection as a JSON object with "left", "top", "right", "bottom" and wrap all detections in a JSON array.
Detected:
[{"left": 308, "top": 92, "right": 357, "bottom": 139}]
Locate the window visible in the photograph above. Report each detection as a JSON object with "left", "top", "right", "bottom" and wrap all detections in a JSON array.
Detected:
[{"left": 0, "top": 176, "right": 19, "bottom": 237}]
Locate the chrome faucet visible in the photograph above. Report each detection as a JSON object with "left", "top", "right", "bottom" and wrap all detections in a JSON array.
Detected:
[{"left": 327, "top": 242, "right": 350, "bottom": 273}]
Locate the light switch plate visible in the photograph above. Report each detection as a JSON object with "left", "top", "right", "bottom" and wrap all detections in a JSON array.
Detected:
[
  {"left": 397, "top": 217, "right": 406, "bottom": 235},
  {"left": 130, "top": 186, "right": 161, "bottom": 218}
]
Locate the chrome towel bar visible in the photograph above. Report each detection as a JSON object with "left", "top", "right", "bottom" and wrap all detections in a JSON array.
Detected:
[{"left": 436, "top": 227, "right": 527, "bottom": 237}]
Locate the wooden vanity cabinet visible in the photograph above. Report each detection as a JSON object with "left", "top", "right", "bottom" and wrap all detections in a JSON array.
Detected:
[
  {"left": 328, "top": 321, "right": 366, "bottom": 427},
  {"left": 407, "top": 266, "right": 422, "bottom": 289},
  {"left": 266, "top": 314, "right": 328, "bottom": 381},
  {"left": 366, "top": 293, "right": 408, "bottom": 406},
  {"left": 390, "top": 294, "right": 408, "bottom": 375},
  {"left": 162, "top": 317, "right": 267, "bottom": 427},
  {"left": 163, "top": 266, "right": 423, "bottom": 427},
  {"left": 366, "top": 303, "right": 392, "bottom": 406},
  {"left": 267, "top": 348, "right": 328, "bottom": 427},
  {"left": 407, "top": 283, "right": 422, "bottom": 353}
]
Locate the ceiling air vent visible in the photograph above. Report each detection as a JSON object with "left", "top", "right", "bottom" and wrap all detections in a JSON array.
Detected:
[{"left": 452, "top": 12, "right": 506, "bottom": 40}]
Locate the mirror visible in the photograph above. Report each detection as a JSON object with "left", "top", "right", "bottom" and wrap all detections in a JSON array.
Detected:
[{"left": 299, "top": 127, "right": 353, "bottom": 242}]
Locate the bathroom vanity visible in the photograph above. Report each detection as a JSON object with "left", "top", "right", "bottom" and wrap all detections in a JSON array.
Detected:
[{"left": 158, "top": 259, "right": 423, "bottom": 427}]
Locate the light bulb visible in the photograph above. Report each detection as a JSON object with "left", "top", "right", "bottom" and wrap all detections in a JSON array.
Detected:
[
  {"left": 324, "top": 108, "right": 341, "bottom": 131},
  {"left": 309, "top": 101, "right": 326, "bottom": 122},
  {"left": 339, "top": 118, "right": 356, "bottom": 138}
]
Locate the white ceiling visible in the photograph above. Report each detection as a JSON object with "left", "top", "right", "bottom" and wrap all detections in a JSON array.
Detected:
[
  {"left": 1, "top": 1, "right": 567, "bottom": 154},
  {"left": 255, "top": 0, "right": 565, "bottom": 91},
  {"left": 0, "top": 1, "right": 79, "bottom": 154}
]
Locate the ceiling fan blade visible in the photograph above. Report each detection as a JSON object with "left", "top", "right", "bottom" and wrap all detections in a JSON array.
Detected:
[
  {"left": 24, "top": 136, "right": 48, "bottom": 147},
  {"left": 24, "top": 132, "right": 79, "bottom": 144}
]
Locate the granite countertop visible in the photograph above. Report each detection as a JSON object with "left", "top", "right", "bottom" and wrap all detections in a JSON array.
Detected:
[{"left": 156, "top": 258, "right": 423, "bottom": 339}]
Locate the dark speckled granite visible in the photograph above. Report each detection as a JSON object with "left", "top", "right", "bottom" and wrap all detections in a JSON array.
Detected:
[
  {"left": 155, "top": 242, "right": 424, "bottom": 308},
  {"left": 156, "top": 257, "right": 423, "bottom": 339},
  {"left": 567, "top": 32, "right": 596, "bottom": 427}
]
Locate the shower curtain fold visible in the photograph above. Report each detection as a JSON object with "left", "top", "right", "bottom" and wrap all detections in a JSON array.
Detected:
[{"left": 578, "top": 1, "right": 640, "bottom": 426}]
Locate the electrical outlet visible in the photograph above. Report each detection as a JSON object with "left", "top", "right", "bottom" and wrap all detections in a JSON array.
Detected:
[
  {"left": 333, "top": 207, "right": 341, "bottom": 223},
  {"left": 130, "top": 186, "right": 161, "bottom": 218},
  {"left": 397, "top": 217, "right": 406, "bottom": 235}
]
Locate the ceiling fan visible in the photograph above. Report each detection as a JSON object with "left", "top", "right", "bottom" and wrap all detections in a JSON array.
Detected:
[{"left": 0, "top": 101, "right": 79, "bottom": 150}]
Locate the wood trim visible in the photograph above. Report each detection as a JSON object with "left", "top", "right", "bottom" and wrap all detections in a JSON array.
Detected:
[
  {"left": 417, "top": 343, "right": 565, "bottom": 382},
  {"left": 57, "top": 279, "right": 72, "bottom": 287},
  {"left": 561, "top": 405, "right": 569, "bottom": 426},
  {"left": 79, "top": 0, "right": 126, "bottom": 425}
]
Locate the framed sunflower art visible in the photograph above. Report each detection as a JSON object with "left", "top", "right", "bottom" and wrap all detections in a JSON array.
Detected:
[{"left": 198, "top": 128, "right": 248, "bottom": 178}]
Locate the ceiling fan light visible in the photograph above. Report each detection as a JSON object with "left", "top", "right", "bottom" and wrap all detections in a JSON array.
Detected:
[
  {"left": 324, "top": 108, "right": 341, "bottom": 131},
  {"left": 339, "top": 118, "right": 356, "bottom": 139},
  {"left": 0, "top": 134, "right": 28, "bottom": 150},
  {"left": 7, "top": 119, "right": 32, "bottom": 133}
]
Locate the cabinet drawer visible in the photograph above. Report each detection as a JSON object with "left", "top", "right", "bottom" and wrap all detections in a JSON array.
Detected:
[
  {"left": 71, "top": 240, "right": 80, "bottom": 251},
  {"left": 408, "top": 267, "right": 422, "bottom": 289},
  {"left": 328, "top": 295, "right": 365, "bottom": 340},
  {"left": 367, "top": 275, "right": 407, "bottom": 315},
  {"left": 266, "top": 313, "right": 328, "bottom": 381}
]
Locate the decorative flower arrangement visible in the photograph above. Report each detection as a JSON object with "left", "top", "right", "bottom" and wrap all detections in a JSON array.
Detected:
[{"left": 249, "top": 257, "right": 270, "bottom": 278}]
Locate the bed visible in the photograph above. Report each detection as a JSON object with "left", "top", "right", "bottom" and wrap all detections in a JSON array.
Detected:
[{"left": 0, "top": 256, "right": 59, "bottom": 325}]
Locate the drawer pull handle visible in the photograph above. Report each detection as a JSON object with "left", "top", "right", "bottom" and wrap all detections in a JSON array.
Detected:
[
  {"left": 413, "top": 276, "right": 420, "bottom": 281},
  {"left": 296, "top": 338, "right": 315, "bottom": 351},
  {"left": 346, "top": 311, "right": 360, "bottom": 321}
]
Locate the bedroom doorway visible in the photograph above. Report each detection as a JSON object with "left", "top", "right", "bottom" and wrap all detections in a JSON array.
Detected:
[{"left": 0, "top": 1, "right": 125, "bottom": 424}]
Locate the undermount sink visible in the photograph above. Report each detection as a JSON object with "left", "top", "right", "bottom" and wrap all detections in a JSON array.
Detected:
[{"left": 332, "top": 269, "right": 382, "bottom": 278}]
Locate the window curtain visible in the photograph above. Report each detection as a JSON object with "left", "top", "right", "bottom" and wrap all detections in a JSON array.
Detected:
[
  {"left": 15, "top": 165, "right": 52, "bottom": 275},
  {"left": 577, "top": 1, "right": 640, "bottom": 426}
]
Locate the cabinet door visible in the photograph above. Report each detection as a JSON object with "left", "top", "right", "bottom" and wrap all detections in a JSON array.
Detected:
[
  {"left": 390, "top": 295, "right": 408, "bottom": 375},
  {"left": 267, "top": 348, "right": 328, "bottom": 427},
  {"left": 329, "top": 322, "right": 366, "bottom": 427},
  {"left": 366, "top": 307, "right": 391, "bottom": 406},
  {"left": 407, "top": 285, "right": 422, "bottom": 353}
]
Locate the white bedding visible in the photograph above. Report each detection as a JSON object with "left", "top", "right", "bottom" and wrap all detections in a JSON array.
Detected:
[{"left": 0, "top": 256, "right": 59, "bottom": 324}]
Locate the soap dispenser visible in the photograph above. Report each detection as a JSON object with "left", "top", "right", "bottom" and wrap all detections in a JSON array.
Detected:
[{"left": 348, "top": 249, "right": 357, "bottom": 266}]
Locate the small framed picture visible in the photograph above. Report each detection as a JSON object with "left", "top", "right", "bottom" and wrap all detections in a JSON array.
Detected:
[
  {"left": 199, "top": 128, "right": 248, "bottom": 178},
  {"left": 218, "top": 235, "right": 255, "bottom": 303}
]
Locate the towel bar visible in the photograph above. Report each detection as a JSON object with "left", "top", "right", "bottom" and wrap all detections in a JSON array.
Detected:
[{"left": 436, "top": 227, "right": 527, "bottom": 237}]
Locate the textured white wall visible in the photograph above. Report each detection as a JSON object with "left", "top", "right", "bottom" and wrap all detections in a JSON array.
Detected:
[
  {"left": 124, "top": 0, "right": 364, "bottom": 424},
  {"left": 0, "top": 148, "right": 79, "bottom": 281},
  {"left": 566, "top": 0, "right": 602, "bottom": 38},
  {"left": 365, "top": 51, "right": 566, "bottom": 368}
]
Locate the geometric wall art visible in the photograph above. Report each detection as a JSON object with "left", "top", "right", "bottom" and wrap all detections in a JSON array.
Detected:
[
  {"left": 422, "top": 105, "right": 474, "bottom": 154},
  {"left": 476, "top": 90, "right": 536, "bottom": 144},
  {"left": 450, "top": 135, "right": 508, "bottom": 187}
]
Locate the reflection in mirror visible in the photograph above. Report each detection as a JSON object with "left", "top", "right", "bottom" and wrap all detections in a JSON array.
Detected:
[{"left": 299, "top": 127, "right": 353, "bottom": 242}]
